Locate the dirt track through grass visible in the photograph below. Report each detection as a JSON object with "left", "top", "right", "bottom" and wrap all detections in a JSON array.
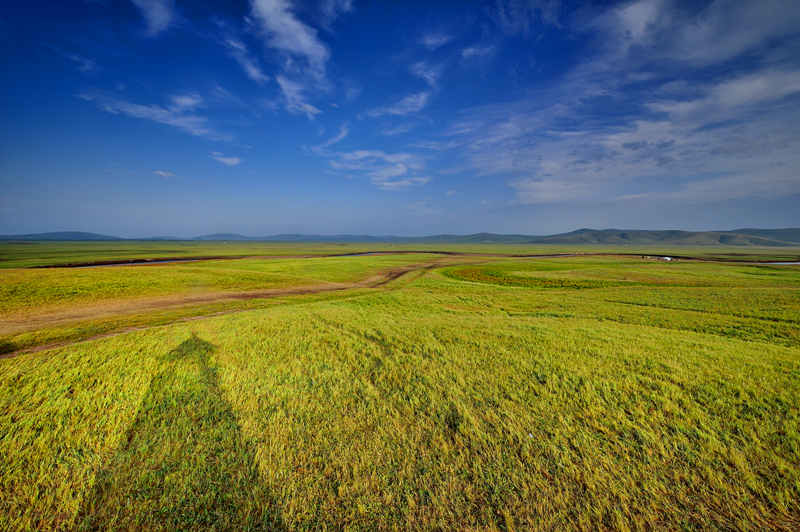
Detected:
[
  {"left": 3, "top": 251, "right": 799, "bottom": 358},
  {"left": 0, "top": 260, "right": 448, "bottom": 358}
]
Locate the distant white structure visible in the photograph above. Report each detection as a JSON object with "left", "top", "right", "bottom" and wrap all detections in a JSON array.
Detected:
[{"left": 662, "top": 256, "right": 673, "bottom": 261}]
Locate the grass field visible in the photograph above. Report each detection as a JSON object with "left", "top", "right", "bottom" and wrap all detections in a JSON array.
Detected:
[{"left": 1, "top": 243, "right": 799, "bottom": 529}]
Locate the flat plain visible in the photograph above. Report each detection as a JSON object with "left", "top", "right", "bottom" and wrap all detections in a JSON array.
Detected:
[{"left": 1, "top": 242, "right": 799, "bottom": 529}]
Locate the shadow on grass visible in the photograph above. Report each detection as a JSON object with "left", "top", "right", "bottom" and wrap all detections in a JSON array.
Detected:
[
  {"left": 0, "top": 339, "right": 17, "bottom": 355},
  {"left": 77, "top": 333, "right": 284, "bottom": 530}
]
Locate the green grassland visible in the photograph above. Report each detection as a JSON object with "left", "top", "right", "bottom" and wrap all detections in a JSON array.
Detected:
[
  {"left": 1, "top": 244, "right": 799, "bottom": 529},
  {"left": 2, "top": 240, "right": 799, "bottom": 268},
  {"left": 0, "top": 254, "right": 454, "bottom": 354}
]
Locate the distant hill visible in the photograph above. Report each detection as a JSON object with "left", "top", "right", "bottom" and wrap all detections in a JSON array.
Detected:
[
  {"left": 525, "top": 229, "right": 800, "bottom": 247},
  {"left": 0, "top": 231, "right": 122, "bottom": 241},
  {"left": 193, "top": 233, "right": 254, "bottom": 241},
  {"left": 730, "top": 228, "right": 800, "bottom": 243},
  {"left": 3, "top": 229, "right": 800, "bottom": 246}
]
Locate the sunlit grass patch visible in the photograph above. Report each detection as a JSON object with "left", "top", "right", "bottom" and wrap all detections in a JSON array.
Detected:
[{"left": 1, "top": 249, "right": 799, "bottom": 529}]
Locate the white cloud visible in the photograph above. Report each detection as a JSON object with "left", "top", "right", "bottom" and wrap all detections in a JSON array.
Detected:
[
  {"left": 169, "top": 93, "right": 203, "bottom": 111},
  {"left": 366, "top": 91, "right": 430, "bottom": 118},
  {"left": 130, "top": 0, "right": 175, "bottom": 36},
  {"left": 432, "top": 0, "right": 800, "bottom": 206},
  {"left": 598, "top": 0, "right": 800, "bottom": 67},
  {"left": 378, "top": 177, "right": 430, "bottom": 190},
  {"left": 321, "top": 0, "right": 353, "bottom": 26},
  {"left": 312, "top": 123, "right": 348, "bottom": 153},
  {"left": 321, "top": 149, "right": 428, "bottom": 190},
  {"left": 211, "top": 85, "right": 246, "bottom": 107},
  {"left": 78, "top": 92, "right": 227, "bottom": 140},
  {"left": 381, "top": 123, "right": 416, "bottom": 136},
  {"left": 250, "top": 0, "right": 330, "bottom": 79},
  {"left": 493, "top": 0, "right": 561, "bottom": 35},
  {"left": 338, "top": 150, "right": 419, "bottom": 165},
  {"left": 410, "top": 61, "right": 442, "bottom": 87},
  {"left": 420, "top": 32, "right": 453, "bottom": 50},
  {"left": 448, "top": 69, "right": 800, "bottom": 205},
  {"left": 276, "top": 75, "right": 322, "bottom": 119},
  {"left": 211, "top": 152, "right": 242, "bottom": 166},
  {"left": 64, "top": 53, "right": 96, "bottom": 72},
  {"left": 649, "top": 69, "right": 800, "bottom": 120},
  {"left": 413, "top": 140, "right": 461, "bottom": 151},
  {"left": 370, "top": 163, "right": 408, "bottom": 180},
  {"left": 153, "top": 170, "right": 174, "bottom": 177},
  {"left": 224, "top": 39, "right": 269, "bottom": 84},
  {"left": 461, "top": 45, "right": 495, "bottom": 60}
]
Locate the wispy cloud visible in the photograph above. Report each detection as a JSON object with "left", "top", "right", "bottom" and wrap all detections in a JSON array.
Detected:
[
  {"left": 461, "top": 45, "right": 495, "bottom": 60},
  {"left": 492, "top": 0, "right": 560, "bottom": 35},
  {"left": 276, "top": 75, "right": 322, "bottom": 119},
  {"left": 79, "top": 92, "right": 227, "bottom": 140},
  {"left": 224, "top": 38, "right": 269, "bottom": 84},
  {"left": 321, "top": 149, "right": 429, "bottom": 190},
  {"left": 64, "top": 53, "right": 97, "bottom": 72},
  {"left": 378, "top": 177, "right": 430, "bottom": 190},
  {"left": 211, "top": 152, "right": 242, "bottom": 166},
  {"left": 441, "top": 0, "right": 800, "bottom": 206},
  {"left": 366, "top": 91, "right": 430, "bottom": 118},
  {"left": 249, "top": 0, "right": 330, "bottom": 79},
  {"left": 410, "top": 61, "right": 442, "bottom": 87},
  {"left": 312, "top": 123, "right": 349, "bottom": 153},
  {"left": 596, "top": 0, "right": 800, "bottom": 67},
  {"left": 169, "top": 93, "right": 203, "bottom": 111},
  {"left": 420, "top": 32, "right": 452, "bottom": 50},
  {"left": 211, "top": 84, "right": 246, "bottom": 107},
  {"left": 130, "top": 0, "right": 175, "bottom": 36},
  {"left": 381, "top": 122, "right": 417, "bottom": 136},
  {"left": 320, "top": 0, "right": 353, "bottom": 28},
  {"left": 153, "top": 170, "right": 174, "bottom": 177}
]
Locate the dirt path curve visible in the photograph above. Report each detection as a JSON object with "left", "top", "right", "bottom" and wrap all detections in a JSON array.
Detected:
[
  {"left": 3, "top": 250, "right": 794, "bottom": 359},
  {"left": 0, "top": 260, "right": 448, "bottom": 359}
]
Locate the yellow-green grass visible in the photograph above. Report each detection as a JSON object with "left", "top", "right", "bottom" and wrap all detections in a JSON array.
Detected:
[
  {"left": 1, "top": 255, "right": 799, "bottom": 529},
  {"left": 2, "top": 241, "right": 800, "bottom": 268},
  {"left": 0, "top": 254, "right": 448, "bottom": 354},
  {"left": 0, "top": 254, "right": 444, "bottom": 318}
]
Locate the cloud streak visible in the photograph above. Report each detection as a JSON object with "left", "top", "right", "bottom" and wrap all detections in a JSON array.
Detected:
[
  {"left": 276, "top": 75, "right": 322, "bottom": 119},
  {"left": 420, "top": 32, "right": 452, "bottom": 50},
  {"left": 130, "top": 0, "right": 175, "bottom": 36},
  {"left": 366, "top": 91, "right": 430, "bottom": 118},
  {"left": 224, "top": 38, "right": 269, "bottom": 84},
  {"left": 439, "top": 0, "right": 800, "bottom": 206},
  {"left": 321, "top": 149, "right": 429, "bottom": 189},
  {"left": 312, "top": 123, "right": 349, "bottom": 153},
  {"left": 250, "top": 0, "right": 330, "bottom": 79},
  {"left": 79, "top": 92, "right": 227, "bottom": 140},
  {"left": 211, "top": 152, "right": 242, "bottom": 166},
  {"left": 410, "top": 61, "right": 442, "bottom": 87}
]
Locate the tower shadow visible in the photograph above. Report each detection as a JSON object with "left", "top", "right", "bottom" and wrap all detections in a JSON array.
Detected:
[{"left": 78, "top": 334, "right": 284, "bottom": 530}]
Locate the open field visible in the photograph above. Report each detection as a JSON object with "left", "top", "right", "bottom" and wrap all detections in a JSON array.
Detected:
[
  {"left": 2, "top": 240, "right": 800, "bottom": 268},
  {"left": 1, "top": 243, "right": 799, "bottom": 529}
]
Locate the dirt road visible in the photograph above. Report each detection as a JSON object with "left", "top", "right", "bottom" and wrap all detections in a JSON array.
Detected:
[{"left": 0, "top": 259, "right": 450, "bottom": 358}]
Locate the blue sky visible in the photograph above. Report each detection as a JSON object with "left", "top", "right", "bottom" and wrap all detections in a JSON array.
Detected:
[{"left": 1, "top": 0, "right": 799, "bottom": 237}]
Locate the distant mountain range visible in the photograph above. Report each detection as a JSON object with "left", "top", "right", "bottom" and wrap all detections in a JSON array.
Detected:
[{"left": 2, "top": 228, "right": 800, "bottom": 246}]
